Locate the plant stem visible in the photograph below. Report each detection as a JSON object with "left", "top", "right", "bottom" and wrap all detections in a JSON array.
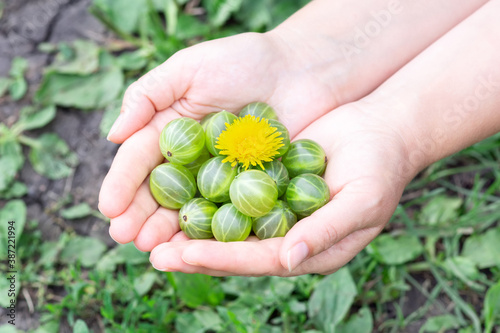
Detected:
[
  {"left": 428, "top": 263, "right": 482, "bottom": 333},
  {"left": 18, "top": 134, "right": 40, "bottom": 149},
  {"left": 88, "top": 6, "right": 145, "bottom": 49}
]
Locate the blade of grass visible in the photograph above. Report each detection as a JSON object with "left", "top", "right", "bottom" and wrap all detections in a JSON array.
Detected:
[
  {"left": 407, "top": 163, "right": 497, "bottom": 190},
  {"left": 402, "top": 273, "right": 447, "bottom": 327},
  {"left": 428, "top": 263, "right": 481, "bottom": 333}
]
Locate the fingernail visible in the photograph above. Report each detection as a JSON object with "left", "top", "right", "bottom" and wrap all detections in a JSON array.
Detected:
[
  {"left": 151, "top": 261, "right": 172, "bottom": 272},
  {"left": 149, "top": 252, "right": 156, "bottom": 264},
  {"left": 107, "top": 113, "right": 124, "bottom": 141},
  {"left": 108, "top": 232, "right": 118, "bottom": 243},
  {"left": 287, "top": 242, "right": 309, "bottom": 272},
  {"left": 182, "top": 255, "right": 200, "bottom": 266}
]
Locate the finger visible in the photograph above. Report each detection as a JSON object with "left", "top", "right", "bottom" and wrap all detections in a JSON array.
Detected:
[
  {"left": 107, "top": 50, "right": 195, "bottom": 143},
  {"left": 170, "top": 231, "right": 192, "bottom": 242},
  {"left": 150, "top": 237, "right": 290, "bottom": 276},
  {"left": 296, "top": 226, "right": 382, "bottom": 275},
  {"left": 279, "top": 179, "right": 394, "bottom": 272},
  {"left": 108, "top": 180, "right": 158, "bottom": 244},
  {"left": 98, "top": 110, "right": 179, "bottom": 218},
  {"left": 134, "top": 206, "right": 180, "bottom": 252},
  {"left": 149, "top": 242, "right": 234, "bottom": 276},
  {"left": 152, "top": 228, "right": 381, "bottom": 276}
]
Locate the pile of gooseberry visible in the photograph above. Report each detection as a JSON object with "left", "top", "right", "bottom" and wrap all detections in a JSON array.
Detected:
[{"left": 149, "top": 102, "right": 330, "bottom": 242}]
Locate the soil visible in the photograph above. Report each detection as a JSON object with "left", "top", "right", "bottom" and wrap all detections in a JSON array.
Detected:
[
  {"left": 0, "top": 1, "right": 478, "bottom": 332},
  {"left": 0, "top": 0, "right": 116, "bottom": 330}
]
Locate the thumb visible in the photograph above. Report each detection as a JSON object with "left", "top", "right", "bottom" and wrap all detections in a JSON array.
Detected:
[
  {"left": 107, "top": 49, "right": 195, "bottom": 143},
  {"left": 280, "top": 181, "right": 390, "bottom": 272}
]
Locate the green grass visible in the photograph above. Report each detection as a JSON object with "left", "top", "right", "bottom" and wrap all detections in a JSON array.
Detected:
[{"left": 1, "top": 0, "right": 499, "bottom": 332}]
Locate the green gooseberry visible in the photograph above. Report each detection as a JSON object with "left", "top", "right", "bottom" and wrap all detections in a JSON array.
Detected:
[
  {"left": 197, "top": 156, "right": 238, "bottom": 202},
  {"left": 159, "top": 117, "right": 205, "bottom": 165},
  {"left": 285, "top": 173, "right": 330, "bottom": 218},
  {"left": 212, "top": 203, "right": 252, "bottom": 242},
  {"left": 229, "top": 170, "right": 278, "bottom": 217},
  {"left": 183, "top": 146, "right": 211, "bottom": 178},
  {"left": 204, "top": 111, "right": 237, "bottom": 156},
  {"left": 261, "top": 160, "right": 289, "bottom": 198},
  {"left": 268, "top": 119, "right": 290, "bottom": 157},
  {"left": 238, "top": 102, "right": 279, "bottom": 121},
  {"left": 282, "top": 139, "right": 327, "bottom": 178},
  {"left": 252, "top": 200, "right": 297, "bottom": 239},
  {"left": 200, "top": 112, "right": 217, "bottom": 130},
  {"left": 179, "top": 198, "right": 218, "bottom": 239},
  {"left": 149, "top": 163, "right": 197, "bottom": 209}
]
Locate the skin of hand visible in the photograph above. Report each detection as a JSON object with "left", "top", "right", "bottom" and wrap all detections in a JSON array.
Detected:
[
  {"left": 149, "top": 104, "right": 414, "bottom": 276},
  {"left": 149, "top": 0, "right": 500, "bottom": 276},
  {"left": 99, "top": 31, "right": 344, "bottom": 247},
  {"left": 98, "top": 0, "right": 493, "bottom": 275},
  {"left": 99, "top": 0, "right": 487, "bottom": 247}
]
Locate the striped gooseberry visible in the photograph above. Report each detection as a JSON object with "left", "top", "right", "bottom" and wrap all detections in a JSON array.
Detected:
[
  {"left": 229, "top": 169, "right": 278, "bottom": 217},
  {"left": 211, "top": 203, "right": 252, "bottom": 242},
  {"left": 149, "top": 163, "right": 196, "bottom": 209}
]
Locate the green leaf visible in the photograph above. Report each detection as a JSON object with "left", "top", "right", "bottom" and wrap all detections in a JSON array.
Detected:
[
  {"left": 96, "top": 243, "right": 149, "bottom": 272},
  {"left": 0, "top": 200, "right": 27, "bottom": 260},
  {"left": 59, "top": 236, "right": 107, "bottom": 267},
  {"left": 165, "top": 0, "right": 178, "bottom": 36},
  {"left": 419, "top": 314, "right": 461, "bottom": 333},
  {"left": 308, "top": 267, "right": 357, "bottom": 332},
  {"left": 38, "top": 241, "right": 62, "bottom": 268},
  {"left": 171, "top": 273, "right": 224, "bottom": 308},
  {"left": 216, "top": 306, "right": 252, "bottom": 332},
  {"left": 0, "top": 137, "right": 24, "bottom": 171},
  {"left": 442, "top": 256, "right": 483, "bottom": 290},
  {"left": 175, "top": 14, "right": 210, "bottom": 40},
  {"left": 175, "top": 312, "right": 205, "bottom": 333},
  {"left": 28, "top": 133, "right": 79, "bottom": 180},
  {"left": 0, "top": 181, "right": 27, "bottom": 199},
  {"left": 269, "top": 0, "right": 308, "bottom": 29},
  {"left": 336, "top": 307, "right": 373, "bottom": 333},
  {"left": 0, "top": 156, "right": 17, "bottom": 192},
  {"left": 0, "top": 135, "right": 24, "bottom": 191},
  {"left": 419, "top": 195, "right": 462, "bottom": 226},
  {"left": 38, "top": 42, "right": 58, "bottom": 53},
  {"left": 32, "top": 319, "right": 60, "bottom": 333},
  {"left": 366, "top": 234, "right": 424, "bottom": 265},
  {"left": 462, "top": 228, "right": 500, "bottom": 269},
  {"left": 235, "top": 0, "right": 273, "bottom": 31},
  {"left": 133, "top": 272, "right": 157, "bottom": 296},
  {"left": 72, "top": 319, "right": 90, "bottom": 333},
  {"left": 51, "top": 40, "right": 100, "bottom": 75},
  {"left": 235, "top": 0, "right": 306, "bottom": 31},
  {"left": 0, "top": 325, "right": 18, "bottom": 333},
  {"left": 60, "top": 203, "right": 93, "bottom": 220},
  {"left": 0, "top": 77, "right": 11, "bottom": 97},
  {"left": 175, "top": 310, "right": 223, "bottom": 333},
  {"left": 9, "top": 77, "right": 28, "bottom": 101},
  {"left": 116, "top": 49, "right": 150, "bottom": 71},
  {"left": 9, "top": 57, "right": 28, "bottom": 78},
  {"left": 202, "top": 0, "right": 244, "bottom": 27},
  {"left": 35, "top": 54, "right": 124, "bottom": 110},
  {"left": 16, "top": 105, "right": 56, "bottom": 131},
  {"left": 483, "top": 280, "right": 500, "bottom": 333},
  {"left": 91, "top": 0, "right": 147, "bottom": 34}
]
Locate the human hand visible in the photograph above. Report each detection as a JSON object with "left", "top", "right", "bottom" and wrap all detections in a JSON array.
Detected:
[
  {"left": 99, "top": 31, "right": 343, "bottom": 246},
  {"left": 99, "top": 0, "right": 491, "bottom": 273},
  {"left": 148, "top": 103, "right": 416, "bottom": 276}
]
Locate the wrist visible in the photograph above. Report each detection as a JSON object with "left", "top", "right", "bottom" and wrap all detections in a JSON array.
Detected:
[{"left": 265, "top": 27, "right": 349, "bottom": 108}]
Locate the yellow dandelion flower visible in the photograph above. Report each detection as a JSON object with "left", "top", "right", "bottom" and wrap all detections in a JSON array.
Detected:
[{"left": 215, "top": 115, "right": 284, "bottom": 170}]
